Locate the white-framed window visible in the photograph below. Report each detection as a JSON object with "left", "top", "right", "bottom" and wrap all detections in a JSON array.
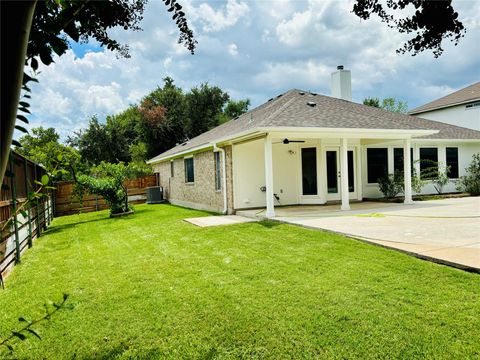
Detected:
[
  {"left": 214, "top": 152, "right": 221, "bottom": 191},
  {"left": 446, "top": 147, "right": 459, "bottom": 178},
  {"left": 170, "top": 161, "right": 174, "bottom": 178},
  {"left": 184, "top": 157, "right": 194, "bottom": 183},
  {"left": 366, "top": 148, "right": 388, "bottom": 183},
  {"left": 419, "top": 147, "right": 438, "bottom": 179}
]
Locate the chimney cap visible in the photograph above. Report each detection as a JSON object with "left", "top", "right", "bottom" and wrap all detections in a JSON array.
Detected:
[{"left": 337, "top": 65, "right": 344, "bottom": 70}]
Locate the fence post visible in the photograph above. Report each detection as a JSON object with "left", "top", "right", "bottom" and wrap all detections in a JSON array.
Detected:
[
  {"left": 23, "top": 158, "right": 33, "bottom": 248},
  {"left": 33, "top": 165, "right": 41, "bottom": 237},
  {"left": 9, "top": 157, "right": 21, "bottom": 264}
]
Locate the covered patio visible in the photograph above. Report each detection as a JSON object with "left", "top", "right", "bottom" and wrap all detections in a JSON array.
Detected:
[{"left": 232, "top": 127, "right": 437, "bottom": 218}]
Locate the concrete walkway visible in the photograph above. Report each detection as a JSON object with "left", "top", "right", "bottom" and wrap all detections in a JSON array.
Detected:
[{"left": 238, "top": 197, "right": 480, "bottom": 272}]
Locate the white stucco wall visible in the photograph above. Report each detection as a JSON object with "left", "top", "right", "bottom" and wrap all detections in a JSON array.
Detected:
[
  {"left": 415, "top": 103, "right": 480, "bottom": 131},
  {"left": 232, "top": 139, "right": 299, "bottom": 209}
]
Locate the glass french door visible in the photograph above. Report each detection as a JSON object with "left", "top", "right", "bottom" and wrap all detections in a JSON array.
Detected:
[{"left": 325, "top": 147, "right": 356, "bottom": 201}]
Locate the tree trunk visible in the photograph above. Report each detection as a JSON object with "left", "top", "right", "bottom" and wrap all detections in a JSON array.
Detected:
[{"left": 0, "top": 1, "right": 37, "bottom": 185}]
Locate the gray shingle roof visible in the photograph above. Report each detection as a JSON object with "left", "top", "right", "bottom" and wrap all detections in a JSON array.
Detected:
[
  {"left": 409, "top": 82, "right": 480, "bottom": 114},
  {"left": 149, "top": 89, "right": 480, "bottom": 163}
]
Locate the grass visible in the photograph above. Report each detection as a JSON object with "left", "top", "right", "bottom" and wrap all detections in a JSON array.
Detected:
[{"left": 0, "top": 204, "right": 479, "bottom": 359}]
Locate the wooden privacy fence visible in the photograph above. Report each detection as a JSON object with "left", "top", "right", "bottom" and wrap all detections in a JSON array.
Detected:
[
  {"left": 0, "top": 151, "right": 53, "bottom": 284},
  {"left": 54, "top": 175, "right": 157, "bottom": 216}
]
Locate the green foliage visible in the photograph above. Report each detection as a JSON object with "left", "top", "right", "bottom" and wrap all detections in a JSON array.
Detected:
[
  {"left": 77, "top": 162, "right": 131, "bottom": 215},
  {"left": 185, "top": 83, "right": 230, "bottom": 138},
  {"left": 362, "top": 97, "right": 408, "bottom": 113},
  {"left": 363, "top": 97, "right": 380, "bottom": 107},
  {"left": 378, "top": 171, "right": 404, "bottom": 198},
  {"left": 137, "top": 77, "right": 187, "bottom": 158},
  {"left": 68, "top": 78, "right": 249, "bottom": 164},
  {"left": 127, "top": 142, "right": 152, "bottom": 177},
  {"left": 17, "top": 127, "right": 82, "bottom": 181},
  {"left": 420, "top": 162, "right": 451, "bottom": 194},
  {"left": 218, "top": 98, "right": 250, "bottom": 124},
  {"left": 381, "top": 98, "right": 408, "bottom": 113},
  {"left": 457, "top": 153, "right": 480, "bottom": 195},
  {"left": 352, "top": 0, "right": 465, "bottom": 58}
]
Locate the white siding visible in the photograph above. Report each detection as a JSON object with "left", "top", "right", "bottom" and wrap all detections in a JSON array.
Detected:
[{"left": 415, "top": 103, "right": 480, "bottom": 131}]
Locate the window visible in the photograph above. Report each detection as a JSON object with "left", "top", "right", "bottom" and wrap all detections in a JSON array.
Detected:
[
  {"left": 446, "top": 147, "right": 459, "bottom": 178},
  {"left": 170, "top": 161, "right": 174, "bottom": 177},
  {"left": 393, "top": 148, "right": 414, "bottom": 174},
  {"left": 367, "top": 148, "right": 388, "bottom": 183},
  {"left": 302, "top": 148, "right": 317, "bottom": 195},
  {"left": 419, "top": 147, "right": 438, "bottom": 179},
  {"left": 214, "top": 152, "right": 221, "bottom": 191},
  {"left": 184, "top": 157, "right": 194, "bottom": 183}
]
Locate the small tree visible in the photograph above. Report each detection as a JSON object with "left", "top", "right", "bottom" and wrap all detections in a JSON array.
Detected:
[
  {"left": 457, "top": 153, "right": 480, "bottom": 195},
  {"left": 421, "top": 161, "right": 451, "bottom": 194},
  {"left": 75, "top": 162, "right": 131, "bottom": 216}
]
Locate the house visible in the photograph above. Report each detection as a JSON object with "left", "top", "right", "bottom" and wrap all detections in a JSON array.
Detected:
[
  {"left": 409, "top": 82, "right": 480, "bottom": 131},
  {"left": 147, "top": 67, "right": 480, "bottom": 217}
]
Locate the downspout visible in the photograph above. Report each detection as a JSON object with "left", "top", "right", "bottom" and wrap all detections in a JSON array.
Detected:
[{"left": 213, "top": 144, "right": 228, "bottom": 214}]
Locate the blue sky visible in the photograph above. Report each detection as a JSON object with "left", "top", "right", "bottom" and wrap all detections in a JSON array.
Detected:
[{"left": 26, "top": 0, "right": 480, "bottom": 140}]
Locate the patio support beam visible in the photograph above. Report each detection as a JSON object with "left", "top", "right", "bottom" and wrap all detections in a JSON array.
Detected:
[
  {"left": 340, "top": 138, "right": 350, "bottom": 211},
  {"left": 264, "top": 134, "right": 275, "bottom": 218},
  {"left": 404, "top": 138, "right": 413, "bottom": 204}
]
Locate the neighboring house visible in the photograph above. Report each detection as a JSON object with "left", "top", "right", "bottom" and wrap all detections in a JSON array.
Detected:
[
  {"left": 409, "top": 82, "right": 480, "bottom": 131},
  {"left": 147, "top": 67, "right": 480, "bottom": 217}
]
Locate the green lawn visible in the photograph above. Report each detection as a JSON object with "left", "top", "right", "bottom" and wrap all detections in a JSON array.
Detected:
[{"left": 0, "top": 204, "right": 479, "bottom": 359}]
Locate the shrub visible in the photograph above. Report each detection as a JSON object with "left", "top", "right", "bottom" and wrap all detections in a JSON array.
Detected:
[
  {"left": 457, "top": 153, "right": 480, "bottom": 195},
  {"left": 76, "top": 162, "right": 131, "bottom": 215},
  {"left": 422, "top": 162, "right": 451, "bottom": 194},
  {"left": 378, "top": 171, "right": 404, "bottom": 198}
]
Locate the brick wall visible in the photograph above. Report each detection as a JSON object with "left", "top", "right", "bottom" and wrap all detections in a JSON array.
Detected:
[{"left": 153, "top": 146, "right": 234, "bottom": 214}]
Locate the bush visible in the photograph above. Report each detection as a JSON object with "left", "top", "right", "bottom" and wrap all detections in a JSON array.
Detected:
[
  {"left": 378, "top": 171, "right": 404, "bottom": 198},
  {"left": 457, "top": 153, "right": 480, "bottom": 195},
  {"left": 76, "top": 162, "right": 131, "bottom": 215}
]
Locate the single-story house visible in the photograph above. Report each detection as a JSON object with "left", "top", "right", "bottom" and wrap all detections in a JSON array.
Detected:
[
  {"left": 409, "top": 81, "right": 480, "bottom": 131},
  {"left": 147, "top": 67, "right": 480, "bottom": 217}
]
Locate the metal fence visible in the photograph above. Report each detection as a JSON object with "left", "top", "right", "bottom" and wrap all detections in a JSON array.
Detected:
[{"left": 0, "top": 151, "right": 53, "bottom": 285}]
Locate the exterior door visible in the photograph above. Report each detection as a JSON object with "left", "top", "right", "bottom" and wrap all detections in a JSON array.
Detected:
[{"left": 325, "top": 147, "right": 356, "bottom": 201}]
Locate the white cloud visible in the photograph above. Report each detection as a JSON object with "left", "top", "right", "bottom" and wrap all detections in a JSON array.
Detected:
[
  {"left": 187, "top": 0, "right": 250, "bottom": 32},
  {"left": 228, "top": 43, "right": 239, "bottom": 56},
  {"left": 22, "top": 0, "right": 480, "bottom": 142}
]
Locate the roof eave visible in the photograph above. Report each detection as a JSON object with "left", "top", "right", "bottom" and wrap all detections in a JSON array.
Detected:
[{"left": 409, "top": 98, "right": 480, "bottom": 115}]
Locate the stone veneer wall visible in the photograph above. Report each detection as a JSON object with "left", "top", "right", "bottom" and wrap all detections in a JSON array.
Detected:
[{"left": 152, "top": 145, "right": 234, "bottom": 214}]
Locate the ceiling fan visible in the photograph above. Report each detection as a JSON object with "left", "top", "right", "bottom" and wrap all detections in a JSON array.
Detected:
[{"left": 273, "top": 138, "right": 306, "bottom": 144}]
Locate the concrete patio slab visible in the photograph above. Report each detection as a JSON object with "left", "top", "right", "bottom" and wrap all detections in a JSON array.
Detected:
[
  {"left": 238, "top": 197, "right": 480, "bottom": 272},
  {"left": 185, "top": 215, "right": 258, "bottom": 227}
]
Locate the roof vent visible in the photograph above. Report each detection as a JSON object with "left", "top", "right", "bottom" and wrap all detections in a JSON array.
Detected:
[
  {"left": 276, "top": 94, "right": 283, "bottom": 98},
  {"left": 299, "top": 91, "right": 305, "bottom": 95},
  {"left": 307, "top": 101, "right": 316, "bottom": 107},
  {"left": 268, "top": 98, "right": 273, "bottom": 102},
  {"left": 337, "top": 65, "right": 344, "bottom": 70}
]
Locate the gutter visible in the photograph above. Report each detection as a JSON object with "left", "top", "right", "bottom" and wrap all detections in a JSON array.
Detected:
[{"left": 213, "top": 143, "right": 228, "bottom": 214}]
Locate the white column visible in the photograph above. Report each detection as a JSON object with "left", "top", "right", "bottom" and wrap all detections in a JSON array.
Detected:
[
  {"left": 318, "top": 140, "right": 327, "bottom": 204},
  {"left": 404, "top": 138, "right": 413, "bottom": 204},
  {"left": 356, "top": 145, "right": 363, "bottom": 201},
  {"left": 340, "top": 138, "right": 350, "bottom": 210},
  {"left": 264, "top": 134, "right": 275, "bottom": 218}
]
